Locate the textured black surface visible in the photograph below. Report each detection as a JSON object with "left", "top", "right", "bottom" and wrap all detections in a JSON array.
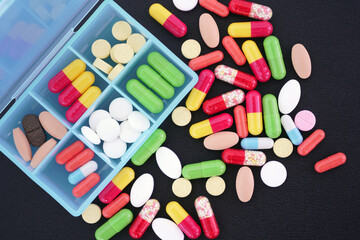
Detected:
[{"left": 1, "top": 0, "right": 360, "bottom": 239}]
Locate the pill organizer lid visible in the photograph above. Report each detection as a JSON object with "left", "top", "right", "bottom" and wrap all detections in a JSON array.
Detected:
[{"left": 0, "top": 0, "right": 98, "bottom": 113}]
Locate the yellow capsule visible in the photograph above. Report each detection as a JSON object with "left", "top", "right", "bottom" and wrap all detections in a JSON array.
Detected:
[
  {"left": 149, "top": 3, "right": 172, "bottom": 25},
  {"left": 228, "top": 22, "right": 251, "bottom": 38},
  {"left": 228, "top": 21, "right": 273, "bottom": 38},
  {"left": 189, "top": 113, "right": 233, "bottom": 139},
  {"left": 242, "top": 40, "right": 263, "bottom": 64},
  {"left": 78, "top": 86, "right": 101, "bottom": 109},
  {"left": 63, "top": 59, "right": 86, "bottom": 82},
  {"left": 166, "top": 201, "right": 189, "bottom": 224},
  {"left": 247, "top": 112, "right": 263, "bottom": 136},
  {"left": 189, "top": 119, "right": 213, "bottom": 139}
]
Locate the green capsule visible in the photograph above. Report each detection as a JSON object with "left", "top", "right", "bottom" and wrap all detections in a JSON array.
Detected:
[
  {"left": 126, "top": 79, "right": 164, "bottom": 113},
  {"left": 137, "top": 65, "right": 175, "bottom": 99},
  {"left": 147, "top": 52, "right": 185, "bottom": 87},
  {"left": 182, "top": 160, "right": 226, "bottom": 180},
  {"left": 95, "top": 209, "right": 133, "bottom": 240},
  {"left": 262, "top": 94, "right": 282, "bottom": 139},
  {"left": 263, "top": 36, "right": 286, "bottom": 80},
  {"left": 131, "top": 129, "right": 166, "bottom": 166}
]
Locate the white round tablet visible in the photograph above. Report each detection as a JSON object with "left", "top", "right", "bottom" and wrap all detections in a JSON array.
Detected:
[
  {"left": 173, "top": 0, "right": 198, "bottom": 11},
  {"left": 128, "top": 111, "right": 150, "bottom": 132},
  {"left": 260, "top": 161, "right": 287, "bottom": 187},
  {"left": 103, "top": 138, "right": 127, "bottom": 159},
  {"left": 120, "top": 121, "right": 141, "bottom": 143},
  {"left": 109, "top": 98, "right": 133, "bottom": 121},
  {"left": 96, "top": 118, "right": 120, "bottom": 142},
  {"left": 81, "top": 126, "right": 101, "bottom": 145},
  {"left": 89, "top": 109, "right": 111, "bottom": 130}
]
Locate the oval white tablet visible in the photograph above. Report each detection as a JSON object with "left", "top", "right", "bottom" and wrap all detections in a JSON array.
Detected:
[
  {"left": 109, "top": 98, "right": 133, "bottom": 121},
  {"left": 152, "top": 218, "right": 184, "bottom": 240},
  {"left": 130, "top": 173, "right": 154, "bottom": 207},
  {"left": 128, "top": 111, "right": 150, "bottom": 132},
  {"left": 81, "top": 126, "right": 101, "bottom": 145},
  {"left": 173, "top": 0, "right": 198, "bottom": 12},
  {"left": 120, "top": 121, "right": 141, "bottom": 143},
  {"left": 89, "top": 110, "right": 111, "bottom": 130},
  {"left": 278, "top": 79, "right": 301, "bottom": 114},
  {"left": 96, "top": 118, "right": 120, "bottom": 142},
  {"left": 155, "top": 147, "right": 182, "bottom": 179},
  {"left": 260, "top": 161, "right": 287, "bottom": 187},
  {"left": 103, "top": 138, "right": 127, "bottom": 159}
]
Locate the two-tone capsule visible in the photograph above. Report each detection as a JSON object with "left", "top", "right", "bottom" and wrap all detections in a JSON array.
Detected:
[
  {"left": 228, "top": 0, "right": 273, "bottom": 20},
  {"left": 241, "top": 137, "right": 274, "bottom": 150},
  {"left": 72, "top": 173, "right": 100, "bottom": 198},
  {"left": 262, "top": 94, "right": 282, "bottom": 138},
  {"left": 66, "top": 86, "right": 101, "bottom": 123},
  {"left": 234, "top": 105, "right": 248, "bottom": 138},
  {"left": 214, "top": 65, "right": 257, "bottom": 90},
  {"left": 95, "top": 209, "right": 133, "bottom": 240},
  {"left": 68, "top": 160, "right": 98, "bottom": 185},
  {"left": 246, "top": 90, "right": 263, "bottom": 136},
  {"left": 129, "top": 199, "right": 160, "bottom": 239},
  {"left": 149, "top": 3, "right": 187, "bottom": 38},
  {"left": 228, "top": 21, "right": 273, "bottom": 38},
  {"left": 102, "top": 193, "right": 130, "bottom": 218},
  {"left": 297, "top": 129, "right": 325, "bottom": 156},
  {"left": 189, "top": 50, "right": 224, "bottom": 71},
  {"left": 264, "top": 36, "right": 286, "bottom": 80},
  {"left": 315, "top": 153, "right": 346, "bottom": 173},
  {"left": 48, "top": 59, "right": 86, "bottom": 93},
  {"left": 203, "top": 89, "right": 245, "bottom": 115},
  {"left": 182, "top": 160, "right": 226, "bottom": 180},
  {"left": 194, "top": 196, "right": 219, "bottom": 239},
  {"left": 222, "top": 36, "right": 246, "bottom": 66},
  {"left": 186, "top": 69, "right": 215, "bottom": 111},
  {"left": 243, "top": 40, "right": 271, "bottom": 82},
  {"left": 189, "top": 113, "right": 233, "bottom": 139},
  {"left": 199, "top": 0, "right": 229, "bottom": 17},
  {"left": 281, "top": 115, "right": 303, "bottom": 145},
  {"left": 166, "top": 201, "right": 202, "bottom": 239},
  {"left": 99, "top": 167, "right": 135, "bottom": 203},
  {"left": 222, "top": 149, "right": 266, "bottom": 166}
]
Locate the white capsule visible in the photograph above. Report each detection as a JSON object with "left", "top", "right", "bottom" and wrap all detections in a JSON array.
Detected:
[
  {"left": 68, "top": 161, "right": 98, "bottom": 185},
  {"left": 280, "top": 115, "right": 303, "bottom": 146},
  {"left": 241, "top": 137, "right": 274, "bottom": 150}
]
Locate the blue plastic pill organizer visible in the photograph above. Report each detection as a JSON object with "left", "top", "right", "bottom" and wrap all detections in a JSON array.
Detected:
[{"left": 0, "top": 0, "right": 198, "bottom": 216}]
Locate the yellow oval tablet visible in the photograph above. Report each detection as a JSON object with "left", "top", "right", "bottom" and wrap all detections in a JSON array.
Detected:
[
  {"left": 108, "top": 63, "right": 125, "bottom": 81},
  {"left": 171, "top": 106, "right": 192, "bottom": 127},
  {"left": 127, "top": 33, "right": 146, "bottom": 53},
  {"left": 181, "top": 39, "right": 201, "bottom": 59},
  {"left": 172, "top": 178, "right": 192, "bottom": 198},
  {"left": 112, "top": 43, "right": 134, "bottom": 64},
  {"left": 82, "top": 204, "right": 101, "bottom": 224},
  {"left": 112, "top": 21, "right": 132, "bottom": 41},
  {"left": 273, "top": 138, "right": 293, "bottom": 158},
  {"left": 91, "top": 39, "right": 111, "bottom": 59},
  {"left": 206, "top": 176, "right": 226, "bottom": 196}
]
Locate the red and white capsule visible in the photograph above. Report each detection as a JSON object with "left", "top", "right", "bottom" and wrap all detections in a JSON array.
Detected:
[
  {"left": 194, "top": 196, "right": 219, "bottom": 239},
  {"left": 215, "top": 65, "right": 257, "bottom": 90},
  {"left": 229, "top": 0, "right": 273, "bottom": 21},
  {"left": 203, "top": 89, "right": 245, "bottom": 115},
  {"left": 222, "top": 149, "right": 266, "bottom": 166}
]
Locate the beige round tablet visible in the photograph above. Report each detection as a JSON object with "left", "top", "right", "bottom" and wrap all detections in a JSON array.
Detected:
[
  {"left": 112, "top": 43, "right": 134, "bottom": 64},
  {"left": 82, "top": 204, "right": 101, "bottom": 224},
  {"left": 127, "top": 33, "right": 146, "bottom": 53},
  {"left": 181, "top": 39, "right": 201, "bottom": 59},
  {"left": 206, "top": 176, "right": 226, "bottom": 196},
  {"left": 172, "top": 178, "right": 192, "bottom": 198},
  {"left": 112, "top": 21, "right": 132, "bottom": 41},
  {"left": 171, "top": 106, "right": 191, "bottom": 127},
  {"left": 108, "top": 63, "right": 124, "bottom": 81},
  {"left": 93, "top": 58, "right": 113, "bottom": 74},
  {"left": 273, "top": 138, "right": 293, "bottom": 158},
  {"left": 91, "top": 39, "right": 111, "bottom": 59}
]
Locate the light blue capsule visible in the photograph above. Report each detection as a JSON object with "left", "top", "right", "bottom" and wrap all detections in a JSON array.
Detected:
[
  {"left": 68, "top": 161, "right": 98, "bottom": 185},
  {"left": 281, "top": 115, "right": 303, "bottom": 145},
  {"left": 241, "top": 137, "right": 274, "bottom": 150}
]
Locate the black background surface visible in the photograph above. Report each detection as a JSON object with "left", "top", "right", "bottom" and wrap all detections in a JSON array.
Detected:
[{"left": 1, "top": 0, "right": 360, "bottom": 239}]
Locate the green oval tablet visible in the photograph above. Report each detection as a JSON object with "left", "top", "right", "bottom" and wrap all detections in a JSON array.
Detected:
[
  {"left": 182, "top": 160, "right": 226, "bottom": 180},
  {"left": 262, "top": 94, "right": 282, "bottom": 138},
  {"left": 126, "top": 79, "right": 164, "bottom": 113},
  {"left": 263, "top": 36, "right": 286, "bottom": 80},
  {"left": 131, "top": 129, "right": 166, "bottom": 166},
  {"left": 147, "top": 52, "right": 185, "bottom": 87},
  {"left": 95, "top": 209, "right": 133, "bottom": 240},
  {"left": 137, "top": 65, "right": 175, "bottom": 99}
]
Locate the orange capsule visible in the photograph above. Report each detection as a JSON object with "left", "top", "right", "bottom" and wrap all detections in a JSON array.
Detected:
[
  {"left": 234, "top": 105, "right": 248, "bottom": 138},
  {"left": 72, "top": 173, "right": 100, "bottom": 198},
  {"left": 222, "top": 36, "right": 246, "bottom": 66},
  {"left": 65, "top": 148, "right": 94, "bottom": 172},
  {"left": 315, "top": 153, "right": 346, "bottom": 173},
  {"left": 102, "top": 193, "right": 130, "bottom": 218},
  {"left": 189, "top": 51, "right": 224, "bottom": 71},
  {"left": 297, "top": 129, "right": 325, "bottom": 156},
  {"left": 199, "top": 0, "right": 229, "bottom": 17},
  {"left": 55, "top": 141, "right": 85, "bottom": 165}
]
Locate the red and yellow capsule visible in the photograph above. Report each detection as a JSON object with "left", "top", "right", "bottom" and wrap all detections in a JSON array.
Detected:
[
  {"left": 189, "top": 113, "right": 233, "bottom": 139},
  {"left": 215, "top": 65, "right": 257, "bottom": 90},
  {"left": 149, "top": 3, "right": 187, "bottom": 38},
  {"left": 222, "top": 149, "right": 266, "bottom": 166},
  {"left": 229, "top": 0, "right": 273, "bottom": 21},
  {"left": 222, "top": 36, "right": 246, "bottom": 66},
  {"left": 166, "top": 201, "right": 201, "bottom": 239},
  {"left": 242, "top": 40, "right": 271, "bottom": 82},
  {"left": 98, "top": 167, "right": 135, "bottom": 204},
  {"left": 246, "top": 90, "right": 263, "bottom": 136},
  {"left": 72, "top": 173, "right": 100, "bottom": 198},
  {"left": 66, "top": 86, "right": 101, "bottom": 123},
  {"left": 102, "top": 193, "right": 130, "bottom": 218},
  {"left": 297, "top": 129, "right": 325, "bottom": 156},
  {"left": 58, "top": 71, "right": 95, "bottom": 107},
  {"left": 48, "top": 59, "right": 86, "bottom": 93},
  {"left": 186, "top": 69, "right": 215, "bottom": 111},
  {"left": 199, "top": 0, "right": 229, "bottom": 17},
  {"left": 228, "top": 21, "right": 272, "bottom": 38},
  {"left": 129, "top": 199, "right": 160, "bottom": 239},
  {"left": 315, "top": 152, "right": 346, "bottom": 173},
  {"left": 234, "top": 105, "right": 248, "bottom": 138},
  {"left": 194, "top": 196, "right": 219, "bottom": 239},
  {"left": 203, "top": 89, "right": 245, "bottom": 115}
]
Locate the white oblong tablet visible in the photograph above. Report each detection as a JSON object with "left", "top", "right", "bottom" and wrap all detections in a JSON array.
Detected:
[
  {"left": 81, "top": 126, "right": 101, "bottom": 145},
  {"left": 130, "top": 173, "right": 154, "bottom": 207},
  {"left": 155, "top": 147, "right": 182, "bottom": 179},
  {"left": 128, "top": 111, "right": 150, "bottom": 132},
  {"left": 260, "top": 161, "right": 287, "bottom": 187},
  {"left": 120, "top": 121, "right": 141, "bottom": 143},
  {"left": 109, "top": 97, "right": 133, "bottom": 121},
  {"left": 103, "top": 138, "right": 127, "bottom": 159},
  {"left": 173, "top": 0, "right": 198, "bottom": 11},
  {"left": 278, "top": 79, "right": 301, "bottom": 114},
  {"left": 89, "top": 110, "right": 111, "bottom": 130},
  {"left": 152, "top": 218, "right": 184, "bottom": 240},
  {"left": 96, "top": 118, "right": 120, "bottom": 142}
]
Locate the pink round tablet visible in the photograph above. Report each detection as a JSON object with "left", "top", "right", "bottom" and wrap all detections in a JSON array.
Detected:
[{"left": 295, "top": 110, "right": 316, "bottom": 131}]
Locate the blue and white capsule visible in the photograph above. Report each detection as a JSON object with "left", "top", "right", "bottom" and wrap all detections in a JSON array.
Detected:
[
  {"left": 241, "top": 137, "right": 274, "bottom": 150},
  {"left": 68, "top": 161, "right": 98, "bottom": 185},
  {"left": 281, "top": 115, "right": 303, "bottom": 145}
]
